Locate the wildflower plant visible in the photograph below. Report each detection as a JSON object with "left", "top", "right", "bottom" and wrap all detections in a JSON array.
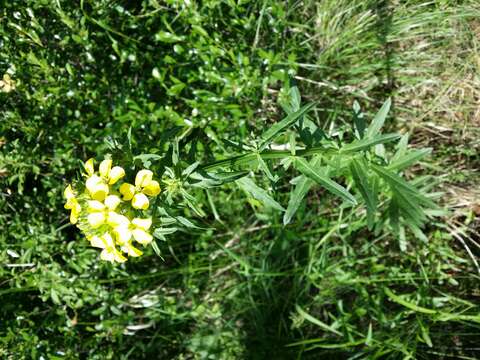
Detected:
[{"left": 65, "top": 86, "right": 438, "bottom": 263}]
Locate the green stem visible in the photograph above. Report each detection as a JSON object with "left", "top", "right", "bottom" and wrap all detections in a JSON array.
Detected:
[{"left": 200, "top": 146, "right": 330, "bottom": 172}]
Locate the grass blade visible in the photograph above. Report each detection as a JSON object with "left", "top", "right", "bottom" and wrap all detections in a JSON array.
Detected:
[{"left": 295, "top": 305, "right": 342, "bottom": 336}]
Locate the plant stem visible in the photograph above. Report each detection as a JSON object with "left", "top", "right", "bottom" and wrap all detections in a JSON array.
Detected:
[{"left": 200, "top": 146, "right": 330, "bottom": 172}]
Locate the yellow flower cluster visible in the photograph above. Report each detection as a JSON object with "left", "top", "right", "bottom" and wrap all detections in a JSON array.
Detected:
[
  {"left": 0, "top": 74, "right": 16, "bottom": 93},
  {"left": 64, "top": 158, "right": 161, "bottom": 263}
]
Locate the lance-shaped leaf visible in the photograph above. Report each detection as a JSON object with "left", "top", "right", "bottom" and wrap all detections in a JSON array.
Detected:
[
  {"left": 350, "top": 158, "right": 377, "bottom": 229},
  {"left": 371, "top": 164, "right": 435, "bottom": 208},
  {"left": 283, "top": 157, "right": 321, "bottom": 225},
  {"left": 366, "top": 98, "right": 391, "bottom": 138},
  {"left": 236, "top": 177, "right": 284, "bottom": 211},
  {"left": 339, "top": 133, "right": 400, "bottom": 154},
  {"left": 294, "top": 157, "right": 357, "bottom": 205},
  {"left": 259, "top": 102, "right": 315, "bottom": 151},
  {"left": 388, "top": 148, "right": 432, "bottom": 171},
  {"left": 189, "top": 170, "right": 249, "bottom": 188}
]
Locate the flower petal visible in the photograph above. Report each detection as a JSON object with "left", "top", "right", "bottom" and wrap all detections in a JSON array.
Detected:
[
  {"left": 70, "top": 203, "right": 81, "bottom": 224},
  {"left": 87, "top": 212, "right": 106, "bottom": 228},
  {"left": 69, "top": 210, "right": 79, "bottom": 224},
  {"left": 108, "top": 166, "right": 125, "bottom": 185},
  {"left": 102, "top": 232, "right": 115, "bottom": 248},
  {"left": 64, "top": 184, "right": 75, "bottom": 200},
  {"left": 91, "top": 184, "right": 109, "bottom": 202},
  {"left": 84, "top": 158, "right": 95, "bottom": 176},
  {"left": 99, "top": 159, "right": 112, "bottom": 179},
  {"left": 113, "top": 249, "right": 127, "bottom": 263},
  {"left": 107, "top": 212, "right": 130, "bottom": 228},
  {"left": 64, "top": 197, "right": 77, "bottom": 210},
  {"left": 142, "top": 180, "right": 160, "bottom": 197},
  {"left": 135, "top": 169, "right": 153, "bottom": 188},
  {"left": 100, "top": 249, "right": 115, "bottom": 262},
  {"left": 132, "top": 229, "right": 153, "bottom": 244},
  {"left": 112, "top": 225, "right": 132, "bottom": 245},
  {"left": 104, "top": 195, "right": 121, "bottom": 210},
  {"left": 119, "top": 183, "right": 135, "bottom": 201},
  {"left": 121, "top": 242, "right": 143, "bottom": 257},
  {"left": 85, "top": 175, "right": 102, "bottom": 192},
  {"left": 132, "top": 218, "right": 152, "bottom": 231},
  {"left": 90, "top": 235, "right": 106, "bottom": 248},
  {"left": 87, "top": 200, "right": 105, "bottom": 212},
  {"left": 132, "top": 193, "right": 149, "bottom": 210}
]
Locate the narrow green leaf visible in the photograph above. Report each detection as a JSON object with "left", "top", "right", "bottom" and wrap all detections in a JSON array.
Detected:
[
  {"left": 295, "top": 157, "right": 357, "bottom": 205},
  {"left": 384, "top": 288, "right": 437, "bottom": 314},
  {"left": 260, "top": 102, "right": 315, "bottom": 150},
  {"left": 350, "top": 158, "right": 377, "bottom": 229},
  {"left": 388, "top": 148, "right": 432, "bottom": 171},
  {"left": 391, "top": 133, "right": 409, "bottom": 162},
  {"left": 236, "top": 177, "right": 284, "bottom": 211},
  {"left": 353, "top": 100, "right": 365, "bottom": 138},
  {"left": 295, "top": 305, "right": 342, "bottom": 336},
  {"left": 340, "top": 133, "right": 400, "bottom": 154},
  {"left": 190, "top": 170, "right": 249, "bottom": 188},
  {"left": 366, "top": 98, "right": 391, "bottom": 138},
  {"left": 418, "top": 319, "right": 433, "bottom": 347},
  {"left": 371, "top": 164, "right": 435, "bottom": 208},
  {"left": 283, "top": 157, "right": 321, "bottom": 225}
]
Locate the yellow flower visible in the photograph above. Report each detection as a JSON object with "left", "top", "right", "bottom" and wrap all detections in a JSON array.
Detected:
[
  {"left": 112, "top": 217, "right": 153, "bottom": 245},
  {"left": 64, "top": 184, "right": 81, "bottom": 224},
  {"left": 119, "top": 169, "right": 160, "bottom": 210},
  {"left": 90, "top": 232, "right": 127, "bottom": 263},
  {"left": 86, "top": 197, "right": 124, "bottom": 228},
  {"left": 85, "top": 175, "right": 109, "bottom": 201},
  {"left": 136, "top": 170, "right": 161, "bottom": 196},
  {"left": 0, "top": 74, "right": 16, "bottom": 93},
  {"left": 65, "top": 159, "right": 161, "bottom": 263},
  {"left": 98, "top": 159, "right": 125, "bottom": 185}
]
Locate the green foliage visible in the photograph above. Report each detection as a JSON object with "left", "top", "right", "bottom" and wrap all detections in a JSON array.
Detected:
[{"left": 1, "top": 0, "right": 480, "bottom": 359}]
